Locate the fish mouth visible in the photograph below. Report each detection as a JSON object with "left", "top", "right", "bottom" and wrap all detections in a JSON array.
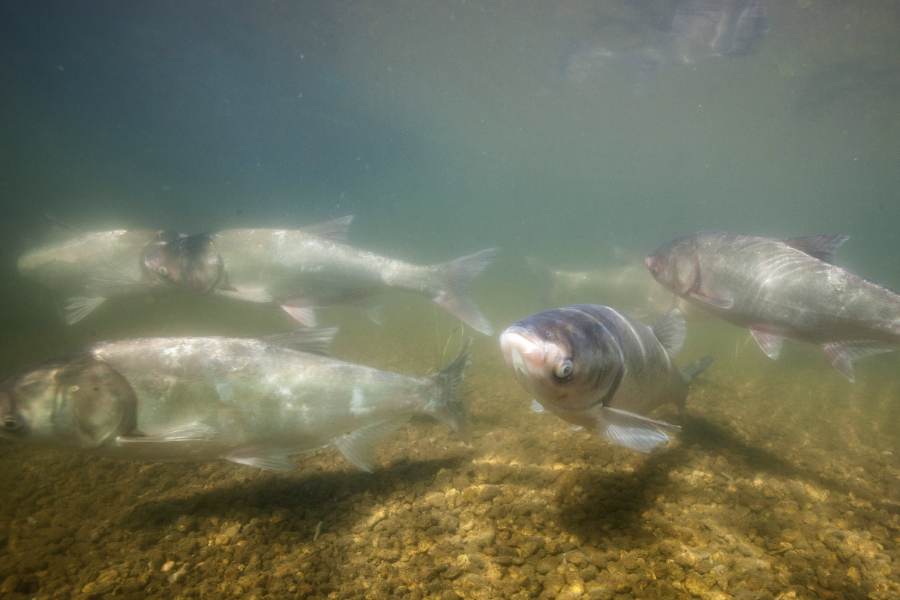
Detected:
[{"left": 499, "top": 327, "right": 545, "bottom": 381}]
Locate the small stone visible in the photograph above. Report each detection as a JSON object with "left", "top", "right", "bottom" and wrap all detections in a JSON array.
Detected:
[{"left": 161, "top": 561, "right": 176, "bottom": 572}]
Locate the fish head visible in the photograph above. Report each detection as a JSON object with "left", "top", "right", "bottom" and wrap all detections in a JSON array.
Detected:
[
  {"left": 646, "top": 235, "right": 700, "bottom": 297},
  {"left": 142, "top": 233, "right": 223, "bottom": 294},
  {"left": 0, "top": 353, "right": 137, "bottom": 449},
  {"left": 500, "top": 307, "right": 625, "bottom": 414}
]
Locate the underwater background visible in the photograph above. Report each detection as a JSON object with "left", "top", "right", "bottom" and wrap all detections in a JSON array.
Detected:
[{"left": 2, "top": 0, "right": 900, "bottom": 598}]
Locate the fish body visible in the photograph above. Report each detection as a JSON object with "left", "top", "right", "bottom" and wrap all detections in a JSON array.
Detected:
[
  {"left": 499, "top": 304, "right": 711, "bottom": 452},
  {"left": 18, "top": 230, "right": 169, "bottom": 323},
  {"left": 646, "top": 232, "right": 900, "bottom": 381},
  {"left": 0, "top": 329, "right": 471, "bottom": 472},
  {"left": 562, "top": 0, "right": 768, "bottom": 85},
  {"left": 143, "top": 216, "right": 498, "bottom": 334},
  {"left": 527, "top": 257, "right": 689, "bottom": 319}
]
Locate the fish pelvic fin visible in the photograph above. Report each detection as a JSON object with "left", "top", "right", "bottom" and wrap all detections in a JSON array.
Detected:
[
  {"left": 334, "top": 415, "right": 411, "bottom": 472},
  {"left": 432, "top": 248, "right": 499, "bottom": 335},
  {"left": 597, "top": 407, "right": 680, "bottom": 453},
  {"left": 424, "top": 338, "right": 473, "bottom": 444},
  {"left": 64, "top": 296, "right": 106, "bottom": 324}
]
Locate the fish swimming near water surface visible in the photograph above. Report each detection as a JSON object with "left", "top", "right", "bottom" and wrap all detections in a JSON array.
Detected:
[
  {"left": 499, "top": 304, "right": 712, "bottom": 452},
  {"left": 562, "top": 0, "right": 769, "bottom": 87},
  {"left": 0, "top": 328, "right": 471, "bottom": 472},
  {"left": 140, "top": 216, "right": 498, "bottom": 334},
  {"left": 646, "top": 232, "right": 900, "bottom": 381},
  {"left": 17, "top": 229, "right": 174, "bottom": 324}
]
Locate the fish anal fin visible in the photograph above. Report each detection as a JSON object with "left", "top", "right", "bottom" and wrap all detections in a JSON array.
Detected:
[
  {"left": 597, "top": 407, "right": 680, "bottom": 453},
  {"left": 650, "top": 308, "right": 687, "bottom": 357},
  {"left": 227, "top": 455, "right": 293, "bottom": 471},
  {"left": 281, "top": 304, "right": 317, "bottom": 327},
  {"left": 749, "top": 327, "right": 785, "bottom": 359},
  {"left": 689, "top": 291, "right": 734, "bottom": 310},
  {"left": 259, "top": 327, "right": 338, "bottom": 355},
  {"left": 822, "top": 341, "right": 894, "bottom": 383},
  {"left": 783, "top": 235, "right": 849, "bottom": 264},
  {"left": 299, "top": 215, "right": 354, "bottom": 243},
  {"left": 356, "top": 297, "right": 386, "bottom": 325},
  {"left": 333, "top": 416, "right": 410, "bottom": 472}
]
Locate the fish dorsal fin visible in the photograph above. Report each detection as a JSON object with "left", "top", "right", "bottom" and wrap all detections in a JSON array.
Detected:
[
  {"left": 299, "top": 215, "right": 354, "bottom": 243},
  {"left": 259, "top": 327, "right": 338, "bottom": 355},
  {"left": 597, "top": 407, "right": 680, "bottom": 453},
  {"left": 782, "top": 235, "right": 849, "bottom": 264},
  {"left": 333, "top": 415, "right": 410, "bottom": 472},
  {"left": 651, "top": 308, "right": 686, "bottom": 357},
  {"left": 822, "top": 341, "right": 894, "bottom": 383},
  {"left": 749, "top": 327, "right": 785, "bottom": 359}
]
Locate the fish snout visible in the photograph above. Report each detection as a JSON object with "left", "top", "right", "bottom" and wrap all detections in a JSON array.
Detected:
[{"left": 500, "top": 328, "right": 546, "bottom": 380}]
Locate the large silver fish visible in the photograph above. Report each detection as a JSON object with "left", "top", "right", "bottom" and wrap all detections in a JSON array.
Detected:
[
  {"left": 141, "top": 216, "right": 498, "bottom": 334},
  {"left": 17, "top": 229, "right": 171, "bottom": 324},
  {"left": 646, "top": 232, "right": 900, "bottom": 381},
  {"left": 0, "top": 328, "right": 471, "bottom": 472},
  {"left": 499, "top": 305, "right": 711, "bottom": 452},
  {"left": 526, "top": 256, "right": 686, "bottom": 319},
  {"left": 562, "top": 0, "right": 769, "bottom": 84}
]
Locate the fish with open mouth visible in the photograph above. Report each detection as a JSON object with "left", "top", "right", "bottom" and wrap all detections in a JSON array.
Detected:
[
  {"left": 141, "top": 216, "right": 498, "bottom": 334},
  {"left": 0, "top": 328, "right": 471, "bottom": 472}
]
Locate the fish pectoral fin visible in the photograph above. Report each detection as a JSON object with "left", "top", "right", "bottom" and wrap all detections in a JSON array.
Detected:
[
  {"left": 822, "top": 341, "right": 894, "bottom": 383},
  {"left": 216, "top": 287, "right": 274, "bottom": 303},
  {"left": 227, "top": 455, "right": 293, "bottom": 471},
  {"left": 650, "top": 308, "right": 687, "bottom": 357},
  {"left": 782, "top": 234, "right": 849, "bottom": 264},
  {"left": 749, "top": 327, "right": 786, "bottom": 359},
  {"left": 118, "top": 423, "right": 216, "bottom": 443},
  {"left": 299, "top": 215, "right": 354, "bottom": 243},
  {"left": 688, "top": 291, "right": 734, "bottom": 309},
  {"left": 63, "top": 296, "right": 106, "bottom": 324},
  {"left": 281, "top": 304, "right": 317, "bottom": 327},
  {"left": 530, "top": 399, "right": 546, "bottom": 414},
  {"left": 597, "top": 407, "right": 680, "bottom": 453},
  {"left": 333, "top": 416, "right": 411, "bottom": 473},
  {"left": 259, "top": 327, "right": 338, "bottom": 355}
]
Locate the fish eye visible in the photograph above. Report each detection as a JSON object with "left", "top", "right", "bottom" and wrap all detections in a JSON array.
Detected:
[
  {"left": 554, "top": 360, "right": 574, "bottom": 379},
  {"left": 157, "top": 265, "right": 169, "bottom": 277},
  {"left": 1, "top": 418, "right": 22, "bottom": 432}
]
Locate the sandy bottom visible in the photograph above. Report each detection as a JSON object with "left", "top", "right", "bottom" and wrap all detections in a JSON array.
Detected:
[{"left": 2, "top": 304, "right": 900, "bottom": 600}]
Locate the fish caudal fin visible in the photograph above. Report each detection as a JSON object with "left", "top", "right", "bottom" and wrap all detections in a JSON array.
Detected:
[
  {"left": 64, "top": 296, "right": 106, "bottom": 324},
  {"left": 425, "top": 338, "right": 473, "bottom": 444},
  {"left": 822, "top": 341, "right": 893, "bottom": 383},
  {"left": 432, "top": 248, "right": 498, "bottom": 335},
  {"left": 597, "top": 407, "right": 680, "bottom": 453},
  {"left": 681, "top": 356, "right": 714, "bottom": 384}
]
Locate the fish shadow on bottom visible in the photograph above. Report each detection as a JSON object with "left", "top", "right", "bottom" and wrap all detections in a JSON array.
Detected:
[{"left": 123, "top": 456, "right": 466, "bottom": 532}]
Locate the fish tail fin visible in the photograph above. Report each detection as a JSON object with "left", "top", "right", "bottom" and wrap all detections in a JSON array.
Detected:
[
  {"left": 431, "top": 248, "right": 498, "bottom": 335},
  {"left": 425, "top": 338, "right": 473, "bottom": 444},
  {"left": 681, "top": 356, "right": 714, "bottom": 384}
]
